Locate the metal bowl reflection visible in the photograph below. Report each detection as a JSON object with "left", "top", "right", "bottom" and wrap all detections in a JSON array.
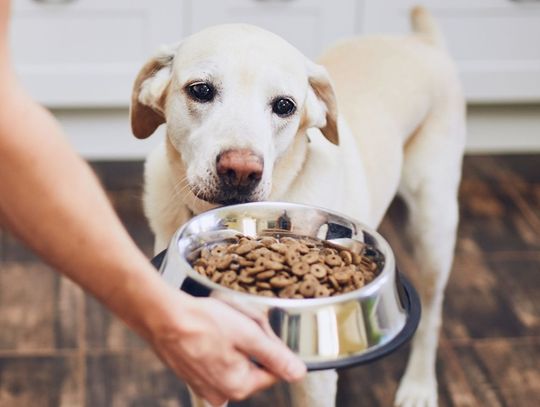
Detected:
[{"left": 154, "top": 202, "right": 420, "bottom": 370}]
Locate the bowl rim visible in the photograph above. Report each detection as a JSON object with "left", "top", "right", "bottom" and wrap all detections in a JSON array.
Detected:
[{"left": 167, "top": 201, "right": 399, "bottom": 309}]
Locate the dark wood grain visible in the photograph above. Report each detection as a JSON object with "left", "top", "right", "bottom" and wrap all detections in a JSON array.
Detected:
[
  {"left": 0, "top": 356, "right": 82, "bottom": 407},
  {"left": 0, "top": 263, "right": 81, "bottom": 351},
  {"left": 1, "top": 154, "right": 539, "bottom": 406}
]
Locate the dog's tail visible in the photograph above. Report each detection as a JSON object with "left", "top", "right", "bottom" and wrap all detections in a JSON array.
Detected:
[{"left": 410, "top": 5, "right": 445, "bottom": 48}]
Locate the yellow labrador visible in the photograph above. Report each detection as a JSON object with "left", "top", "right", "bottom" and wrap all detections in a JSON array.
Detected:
[{"left": 130, "top": 6, "right": 465, "bottom": 407}]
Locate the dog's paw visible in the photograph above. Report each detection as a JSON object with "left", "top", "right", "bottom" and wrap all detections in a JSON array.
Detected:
[{"left": 394, "top": 373, "right": 438, "bottom": 407}]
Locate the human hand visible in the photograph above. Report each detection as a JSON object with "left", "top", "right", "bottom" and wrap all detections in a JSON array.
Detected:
[{"left": 145, "top": 291, "right": 306, "bottom": 406}]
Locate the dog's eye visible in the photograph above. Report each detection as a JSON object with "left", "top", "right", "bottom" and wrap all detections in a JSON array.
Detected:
[
  {"left": 188, "top": 82, "right": 215, "bottom": 102},
  {"left": 272, "top": 98, "right": 296, "bottom": 117}
]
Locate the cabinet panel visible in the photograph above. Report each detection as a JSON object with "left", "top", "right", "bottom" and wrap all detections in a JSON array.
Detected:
[
  {"left": 362, "top": 0, "right": 540, "bottom": 102},
  {"left": 188, "top": 0, "right": 357, "bottom": 59},
  {"left": 10, "top": 0, "right": 184, "bottom": 107}
]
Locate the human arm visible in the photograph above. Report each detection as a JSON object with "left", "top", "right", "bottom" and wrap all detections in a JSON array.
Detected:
[{"left": 0, "top": 2, "right": 305, "bottom": 405}]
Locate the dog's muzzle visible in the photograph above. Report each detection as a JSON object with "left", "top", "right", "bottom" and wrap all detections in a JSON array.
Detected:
[{"left": 213, "top": 149, "right": 263, "bottom": 204}]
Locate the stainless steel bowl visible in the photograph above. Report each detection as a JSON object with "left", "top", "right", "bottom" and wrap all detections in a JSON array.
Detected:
[{"left": 153, "top": 202, "right": 420, "bottom": 370}]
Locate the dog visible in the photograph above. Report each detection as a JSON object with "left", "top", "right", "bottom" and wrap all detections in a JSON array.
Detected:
[{"left": 130, "top": 6, "right": 465, "bottom": 407}]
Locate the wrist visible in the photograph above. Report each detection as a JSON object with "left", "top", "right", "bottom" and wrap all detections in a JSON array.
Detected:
[{"left": 100, "top": 258, "right": 195, "bottom": 342}]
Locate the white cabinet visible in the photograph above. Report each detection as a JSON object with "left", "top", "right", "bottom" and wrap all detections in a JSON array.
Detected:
[
  {"left": 361, "top": 0, "right": 540, "bottom": 103},
  {"left": 10, "top": 0, "right": 184, "bottom": 107},
  {"left": 188, "top": 0, "right": 357, "bottom": 59}
]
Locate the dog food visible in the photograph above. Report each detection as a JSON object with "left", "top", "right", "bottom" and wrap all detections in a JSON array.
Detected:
[{"left": 188, "top": 233, "right": 382, "bottom": 299}]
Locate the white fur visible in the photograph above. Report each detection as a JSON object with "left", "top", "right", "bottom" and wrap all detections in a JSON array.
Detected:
[{"left": 131, "top": 7, "right": 465, "bottom": 407}]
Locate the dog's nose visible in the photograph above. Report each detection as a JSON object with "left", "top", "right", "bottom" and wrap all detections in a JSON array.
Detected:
[{"left": 216, "top": 149, "right": 263, "bottom": 189}]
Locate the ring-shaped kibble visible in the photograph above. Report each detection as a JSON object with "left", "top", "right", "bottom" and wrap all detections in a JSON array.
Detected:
[
  {"left": 303, "top": 252, "right": 319, "bottom": 264},
  {"left": 285, "top": 250, "right": 301, "bottom": 266},
  {"left": 216, "top": 255, "right": 233, "bottom": 270},
  {"left": 310, "top": 264, "right": 327, "bottom": 279},
  {"left": 211, "top": 245, "right": 227, "bottom": 256},
  {"left": 325, "top": 254, "right": 343, "bottom": 267},
  {"left": 292, "top": 262, "right": 310, "bottom": 276},
  {"left": 221, "top": 271, "right": 237, "bottom": 285},
  {"left": 299, "top": 280, "right": 317, "bottom": 297},
  {"left": 315, "top": 285, "right": 331, "bottom": 298}
]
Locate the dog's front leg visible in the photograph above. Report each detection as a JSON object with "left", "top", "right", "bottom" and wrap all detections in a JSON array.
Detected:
[
  {"left": 394, "top": 186, "right": 459, "bottom": 407},
  {"left": 290, "top": 370, "right": 338, "bottom": 407}
]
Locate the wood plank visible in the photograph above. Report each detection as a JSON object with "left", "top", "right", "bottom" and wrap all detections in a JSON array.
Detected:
[
  {"left": 86, "top": 350, "right": 190, "bottom": 407},
  {"left": 0, "top": 263, "right": 81, "bottom": 351},
  {"left": 0, "top": 355, "right": 82, "bottom": 407},
  {"left": 85, "top": 293, "right": 146, "bottom": 351}
]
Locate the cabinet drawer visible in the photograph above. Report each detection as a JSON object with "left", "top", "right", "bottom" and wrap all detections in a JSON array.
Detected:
[
  {"left": 10, "top": 0, "right": 184, "bottom": 107},
  {"left": 188, "top": 0, "right": 357, "bottom": 59},
  {"left": 362, "top": 0, "right": 540, "bottom": 103}
]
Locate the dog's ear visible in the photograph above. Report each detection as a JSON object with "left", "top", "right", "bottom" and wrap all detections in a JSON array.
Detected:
[
  {"left": 304, "top": 60, "right": 339, "bottom": 145},
  {"left": 130, "top": 43, "right": 179, "bottom": 139}
]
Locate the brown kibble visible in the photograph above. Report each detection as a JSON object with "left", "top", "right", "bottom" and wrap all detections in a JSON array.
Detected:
[
  {"left": 221, "top": 271, "right": 237, "bottom": 285},
  {"left": 310, "top": 264, "right": 327, "bottom": 279},
  {"left": 352, "top": 252, "right": 362, "bottom": 265},
  {"left": 244, "top": 266, "right": 265, "bottom": 276},
  {"left": 325, "top": 254, "right": 343, "bottom": 267},
  {"left": 231, "top": 283, "right": 246, "bottom": 293},
  {"left": 216, "top": 255, "right": 234, "bottom": 270},
  {"left": 285, "top": 250, "right": 301, "bottom": 266},
  {"left": 299, "top": 279, "right": 317, "bottom": 298},
  {"left": 260, "top": 237, "right": 278, "bottom": 247},
  {"left": 302, "top": 252, "right": 319, "bottom": 264},
  {"left": 315, "top": 285, "right": 331, "bottom": 298},
  {"left": 238, "top": 257, "right": 254, "bottom": 267},
  {"left": 188, "top": 235, "right": 380, "bottom": 299},
  {"left": 340, "top": 250, "right": 353, "bottom": 265},
  {"left": 328, "top": 275, "right": 340, "bottom": 290},
  {"left": 291, "top": 262, "right": 310, "bottom": 276},
  {"left": 364, "top": 271, "right": 376, "bottom": 283},
  {"left": 353, "top": 273, "right": 365, "bottom": 289},
  {"left": 211, "top": 245, "right": 228, "bottom": 256},
  {"left": 269, "top": 243, "right": 288, "bottom": 254},
  {"left": 238, "top": 275, "right": 255, "bottom": 284},
  {"left": 256, "top": 270, "right": 276, "bottom": 281},
  {"left": 235, "top": 242, "right": 256, "bottom": 255},
  {"left": 256, "top": 282, "right": 272, "bottom": 290},
  {"left": 334, "top": 270, "right": 350, "bottom": 285},
  {"left": 279, "top": 283, "right": 299, "bottom": 298},
  {"left": 210, "top": 271, "right": 223, "bottom": 283},
  {"left": 270, "top": 275, "right": 295, "bottom": 288}
]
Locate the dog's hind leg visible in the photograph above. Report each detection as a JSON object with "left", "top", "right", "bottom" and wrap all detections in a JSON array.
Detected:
[
  {"left": 394, "top": 112, "right": 465, "bottom": 407},
  {"left": 290, "top": 370, "right": 338, "bottom": 407}
]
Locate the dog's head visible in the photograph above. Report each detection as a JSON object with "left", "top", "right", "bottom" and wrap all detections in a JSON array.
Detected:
[{"left": 131, "top": 24, "right": 338, "bottom": 208}]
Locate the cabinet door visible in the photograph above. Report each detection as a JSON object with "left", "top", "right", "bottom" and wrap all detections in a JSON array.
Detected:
[
  {"left": 10, "top": 0, "right": 184, "bottom": 107},
  {"left": 188, "top": 0, "right": 357, "bottom": 59},
  {"left": 361, "top": 0, "right": 540, "bottom": 103}
]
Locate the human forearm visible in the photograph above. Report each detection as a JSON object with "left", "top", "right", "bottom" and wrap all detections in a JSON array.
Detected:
[{"left": 0, "top": 84, "right": 176, "bottom": 336}]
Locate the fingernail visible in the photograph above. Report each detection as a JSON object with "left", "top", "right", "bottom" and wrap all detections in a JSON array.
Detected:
[{"left": 286, "top": 359, "right": 306, "bottom": 380}]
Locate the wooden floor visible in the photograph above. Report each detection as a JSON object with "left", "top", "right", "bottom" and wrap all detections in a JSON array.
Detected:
[{"left": 0, "top": 154, "right": 538, "bottom": 407}]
